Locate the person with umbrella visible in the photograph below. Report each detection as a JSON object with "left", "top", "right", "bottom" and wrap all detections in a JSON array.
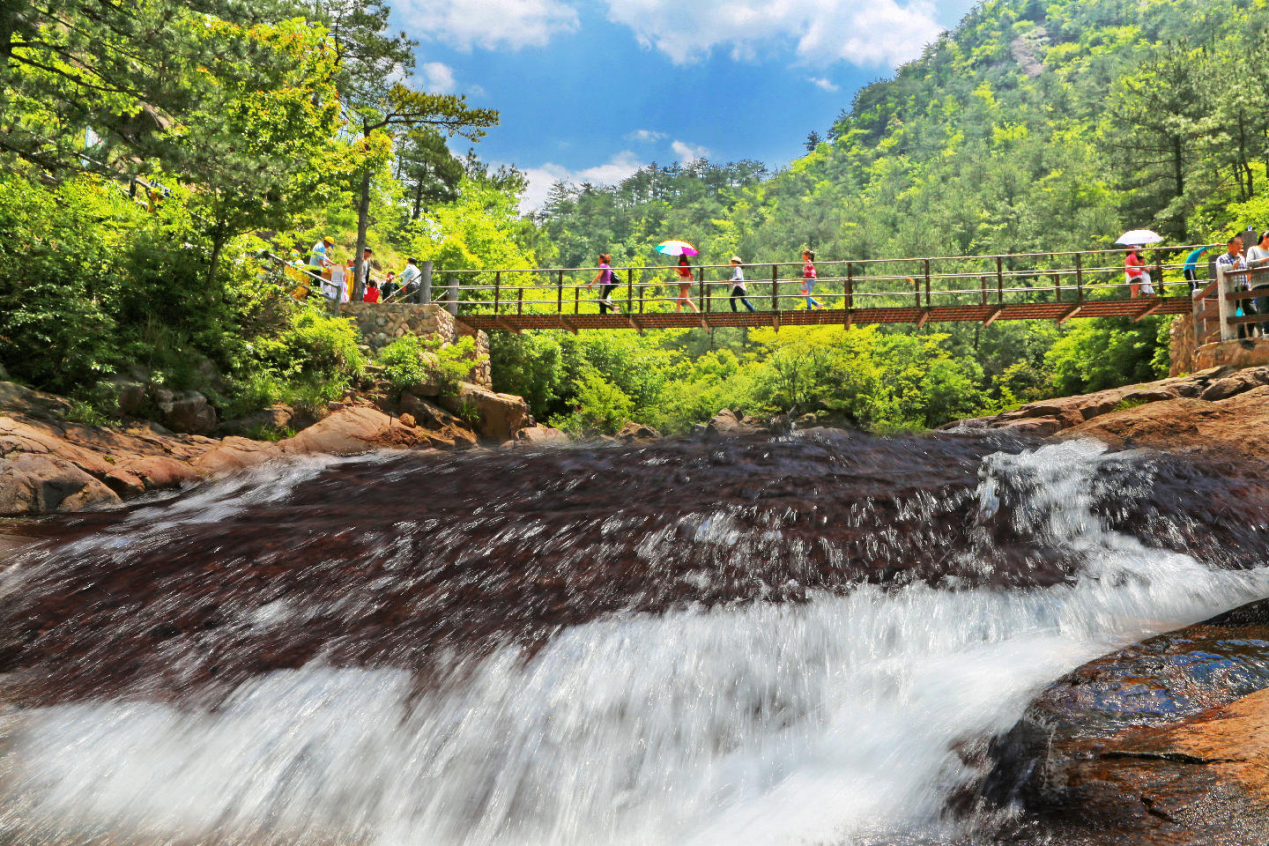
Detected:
[
  {"left": 657, "top": 240, "right": 700, "bottom": 313},
  {"left": 1125, "top": 247, "right": 1154, "bottom": 297},
  {"left": 1116, "top": 229, "right": 1160, "bottom": 297}
]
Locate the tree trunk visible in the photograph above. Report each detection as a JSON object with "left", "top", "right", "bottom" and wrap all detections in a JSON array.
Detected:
[
  {"left": 353, "top": 166, "right": 372, "bottom": 302},
  {"left": 1171, "top": 136, "right": 1185, "bottom": 201},
  {"left": 412, "top": 178, "right": 424, "bottom": 221},
  {"left": 206, "top": 225, "right": 226, "bottom": 295}
]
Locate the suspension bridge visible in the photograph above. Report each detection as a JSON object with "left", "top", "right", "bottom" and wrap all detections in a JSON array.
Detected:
[{"left": 421, "top": 246, "right": 1215, "bottom": 335}]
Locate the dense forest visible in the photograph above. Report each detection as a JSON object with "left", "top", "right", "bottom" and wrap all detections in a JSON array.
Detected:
[{"left": 2, "top": 0, "right": 1267, "bottom": 435}]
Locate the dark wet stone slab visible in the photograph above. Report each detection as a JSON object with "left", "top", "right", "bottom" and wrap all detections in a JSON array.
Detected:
[{"left": 977, "top": 597, "right": 1269, "bottom": 846}]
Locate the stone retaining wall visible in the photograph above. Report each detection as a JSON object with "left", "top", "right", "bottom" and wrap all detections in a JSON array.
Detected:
[
  {"left": 1169, "top": 313, "right": 1196, "bottom": 376},
  {"left": 1194, "top": 336, "right": 1269, "bottom": 371},
  {"left": 342, "top": 303, "right": 457, "bottom": 350},
  {"left": 341, "top": 303, "right": 491, "bottom": 388}
]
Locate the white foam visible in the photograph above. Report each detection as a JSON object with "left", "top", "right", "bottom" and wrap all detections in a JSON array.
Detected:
[{"left": 3, "top": 441, "right": 1267, "bottom": 846}]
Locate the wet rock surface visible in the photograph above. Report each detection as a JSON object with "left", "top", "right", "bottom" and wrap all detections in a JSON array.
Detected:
[
  {"left": 979, "top": 598, "right": 1269, "bottom": 846},
  {"left": 4, "top": 429, "right": 1269, "bottom": 714}
]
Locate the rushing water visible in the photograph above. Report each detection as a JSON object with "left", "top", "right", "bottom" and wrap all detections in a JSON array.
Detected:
[{"left": 0, "top": 432, "right": 1267, "bottom": 845}]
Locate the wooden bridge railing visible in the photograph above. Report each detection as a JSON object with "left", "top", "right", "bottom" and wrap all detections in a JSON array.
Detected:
[{"left": 428, "top": 244, "right": 1217, "bottom": 332}]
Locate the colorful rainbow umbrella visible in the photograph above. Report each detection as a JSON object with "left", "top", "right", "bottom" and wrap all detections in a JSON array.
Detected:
[{"left": 655, "top": 240, "right": 699, "bottom": 257}]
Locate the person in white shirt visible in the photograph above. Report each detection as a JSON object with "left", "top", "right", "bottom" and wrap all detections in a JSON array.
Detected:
[
  {"left": 399, "top": 258, "right": 422, "bottom": 300},
  {"left": 1245, "top": 230, "right": 1269, "bottom": 335},
  {"left": 323, "top": 262, "right": 347, "bottom": 304},
  {"left": 1217, "top": 234, "right": 1253, "bottom": 338},
  {"left": 729, "top": 256, "right": 756, "bottom": 312}
]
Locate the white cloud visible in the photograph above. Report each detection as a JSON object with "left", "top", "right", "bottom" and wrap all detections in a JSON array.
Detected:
[
  {"left": 628, "top": 129, "right": 667, "bottom": 143},
  {"left": 671, "top": 140, "right": 710, "bottom": 164},
  {"left": 419, "top": 62, "right": 457, "bottom": 93},
  {"left": 519, "top": 151, "right": 646, "bottom": 213},
  {"left": 399, "top": 0, "right": 579, "bottom": 51},
  {"left": 809, "top": 76, "right": 839, "bottom": 92},
  {"left": 604, "top": 0, "right": 943, "bottom": 68}
]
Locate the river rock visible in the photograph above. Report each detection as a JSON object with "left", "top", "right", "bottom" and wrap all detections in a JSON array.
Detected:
[
  {"left": 439, "top": 382, "right": 529, "bottom": 442},
  {"left": 399, "top": 395, "right": 478, "bottom": 447},
  {"left": 705, "top": 408, "right": 764, "bottom": 437},
  {"left": 279, "top": 407, "right": 394, "bottom": 456},
  {"left": 219, "top": 404, "right": 294, "bottom": 438},
  {"left": 159, "top": 391, "right": 217, "bottom": 435},
  {"left": 0, "top": 453, "right": 121, "bottom": 514},
  {"left": 616, "top": 421, "right": 660, "bottom": 443},
  {"left": 0, "top": 381, "right": 74, "bottom": 420},
  {"left": 980, "top": 597, "right": 1269, "bottom": 845},
  {"left": 512, "top": 424, "right": 571, "bottom": 447}
]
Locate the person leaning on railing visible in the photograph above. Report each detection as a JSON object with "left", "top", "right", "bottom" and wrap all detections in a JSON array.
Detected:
[
  {"left": 1217, "top": 233, "right": 1253, "bottom": 339},
  {"left": 1245, "top": 230, "right": 1269, "bottom": 337},
  {"left": 399, "top": 258, "right": 422, "bottom": 300}
]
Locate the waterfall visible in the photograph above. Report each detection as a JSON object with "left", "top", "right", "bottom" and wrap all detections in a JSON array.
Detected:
[{"left": 0, "top": 437, "right": 1265, "bottom": 845}]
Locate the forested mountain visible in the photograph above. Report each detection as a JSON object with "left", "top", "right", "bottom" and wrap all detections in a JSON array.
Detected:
[
  {"left": 539, "top": 0, "right": 1269, "bottom": 265},
  {"left": 501, "top": 0, "right": 1268, "bottom": 432}
]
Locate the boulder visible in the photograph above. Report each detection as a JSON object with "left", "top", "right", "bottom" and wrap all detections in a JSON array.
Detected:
[
  {"left": 512, "top": 425, "right": 571, "bottom": 447},
  {"left": 399, "top": 395, "right": 478, "bottom": 447},
  {"left": 1200, "top": 369, "right": 1269, "bottom": 402},
  {"left": 615, "top": 421, "right": 661, "bottom": 443},
  {"left": 0, "top": 381, "right": 74, "bottom": 420},
  {"left": 980, "top": 597, "right": 1269, "bottom": 845},
  {"left": 191, "top": 437, "right": 283, "bottom": 474},
  {"left": 705, "top": 409, "right": 761, "bottom": 438},
  {"left": 117, "top": 455, "right": 204, "bottom": 490},
  {"left": 159, "top": 391, "right": 217, "bottom": 435},
  {"left": 0, "top": 453, "right": 121, "bottom": 515},
  {"left": 439, "top": 383, "right": 529, "bottom": 442},
  {"left": 218, "top": 404, "right": 295, "bottom": 438},
  {"left": 115, "top": 381, "right": 148, "bottom": 417},
  {"left": 279, "top": 407, "right": 395, "bottom": 456}
]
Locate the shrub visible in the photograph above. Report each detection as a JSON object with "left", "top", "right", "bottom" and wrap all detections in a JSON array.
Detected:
[
  {"left": 378, "top": 333, "right": 483, "bottom": 397},
  {"left": 550, "top": 370, "right": 634, "bottom": 435}
]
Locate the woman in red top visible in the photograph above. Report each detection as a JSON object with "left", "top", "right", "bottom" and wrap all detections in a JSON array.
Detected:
[
  {"left": 1125, "top": 248, "right": 1153, "bottom": 297},
  {"left": 674, "top": 256, "right": 699, "bottom": 313},
  {"left": 802, "top": 250, "right": 824, "bottom": 309},
  {"left": 363, "top": 280, "right": 381, "bottom": 303}
]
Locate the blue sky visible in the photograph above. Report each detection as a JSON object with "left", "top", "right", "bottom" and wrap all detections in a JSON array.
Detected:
[{"left": 387, "top": 1, "right": 980, "bottom": 210}]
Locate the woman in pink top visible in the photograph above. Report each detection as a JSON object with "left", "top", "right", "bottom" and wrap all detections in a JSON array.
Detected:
[
  {"left": 674, "top": 256, "right": 699, "bottom": 313},
  {"left": 802, "top": 250, "right": 824, "bottom": 309}
]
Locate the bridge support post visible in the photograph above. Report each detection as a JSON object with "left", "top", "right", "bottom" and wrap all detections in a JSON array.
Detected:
[
  {"left": 1217, "top": 262, "right": 1235, "bottom": 342},
  {"left": 420, "top": 261, "right": 432, "bottom": 304}
]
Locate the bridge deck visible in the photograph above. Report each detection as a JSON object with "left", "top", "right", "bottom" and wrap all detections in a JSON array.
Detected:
[{"left": 456, "top": 296, "right": 1191, "bottom": 333}]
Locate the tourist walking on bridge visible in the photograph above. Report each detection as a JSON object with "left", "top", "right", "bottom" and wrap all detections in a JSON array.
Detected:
[
  {"left": 589, "top": 254, "right": 622, "bottom": 314},
  {"left": 674, "top": 256, "right": 700, "bottom": 313},
  {"left": 729, "top": 257, "right": 756, "bottom": 312},
  {"left": 802, "top": 250, "right": 825, "bottom": 309}
]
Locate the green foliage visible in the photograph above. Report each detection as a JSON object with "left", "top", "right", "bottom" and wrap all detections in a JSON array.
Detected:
[
  {"left": 0, "top": 173, "right": 126, "bottom": 393},
  {"left": 550, "top": 370, "right": 635, "bottom": 436},
  {"left": 1044, "top": 318, "right": 1166, "bottom": 395},
  {"left": 378, "top": 333, "right": 482, "bottom": 397}
]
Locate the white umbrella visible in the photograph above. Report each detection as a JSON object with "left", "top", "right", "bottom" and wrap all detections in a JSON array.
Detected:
[{"left": 1114, "top": 229, "right": 1163, "bottom": 246}]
